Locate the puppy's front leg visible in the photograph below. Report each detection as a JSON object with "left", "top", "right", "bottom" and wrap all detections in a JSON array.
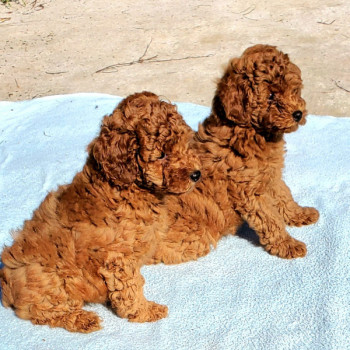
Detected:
[
  {"left": 99, "top": 253, "right": 168, "bottom": 322},
  {"left": 238, "top": 194, "right": 307, "bottom": 259},
  {"left": 271, "top": 179, "right": 319, "bottom": 227}
]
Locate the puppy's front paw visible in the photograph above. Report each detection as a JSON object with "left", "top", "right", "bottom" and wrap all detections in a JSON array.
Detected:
[
  {"left": 266, "top": 237, "right": 307, "bottom": 259},
  {"left": 286, "top": 207, "right": 319, "bottom": 227},
  {"left": 128, "top": 302, "right": 168, "bottom": 323}
]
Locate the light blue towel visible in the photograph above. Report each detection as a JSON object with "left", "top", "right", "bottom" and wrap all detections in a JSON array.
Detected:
[{"left": 0, "top": 94, "right": 349, "bottom": 350}]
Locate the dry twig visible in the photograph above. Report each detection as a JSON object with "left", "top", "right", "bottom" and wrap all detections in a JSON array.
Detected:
[
  {"left": 333, "top": 79, "right": 350, "bottom": 93},
  {"left": 317, "top": 19, "right": 336, "bottom": 25},
  {"left": 31, "top": 0, "right": 44, "bottom": 10},
  {"left": 96, "top": 39, "right": 213, "bottom": 73},
  {"left": 233, "top": 5, "right": 256, "bottom": 15},
  {"left": 45, "top": 71, "right": 68, "bottom": 75},
  {"left": 232, "top": 5, "right": 258, "bottom": 20}
]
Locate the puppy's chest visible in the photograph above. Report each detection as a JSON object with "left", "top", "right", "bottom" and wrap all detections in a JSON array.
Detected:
[
  {"left": 254, "top": 157, "right": 280, "bottom": 192},
  {"left": 227, "top": 146, "right": 283, "bottom": 194}
]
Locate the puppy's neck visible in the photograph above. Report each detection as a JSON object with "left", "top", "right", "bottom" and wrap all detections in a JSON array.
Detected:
[
  {"left": 197, "top": 113, "right": 284, "bottom": 158},
  {"left": 196, "top": 113, "right": 234, "bottom": 145},
  {"left": 134, "top": 179, "right": 165, "bottom": 200},
  {"left": 260, "top": 131, "right": 284, "bottom": 143}
]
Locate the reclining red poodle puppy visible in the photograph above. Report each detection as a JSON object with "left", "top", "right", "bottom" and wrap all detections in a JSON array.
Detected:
[{"left": 0, "top": 92, "right": 201, "bottom": 332}]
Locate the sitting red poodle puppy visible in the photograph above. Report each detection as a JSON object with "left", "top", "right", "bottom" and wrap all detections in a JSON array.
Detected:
[
  {"left": 152, "top": 45, "right": 319, "bottom": 264},
  {"left": 0, "top": 92, "right": 201, "bottom": 332}
]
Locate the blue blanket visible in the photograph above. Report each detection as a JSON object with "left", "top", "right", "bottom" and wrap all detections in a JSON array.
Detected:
[{"left": 0, "top": 94, "right": 349, "bottom": 350}]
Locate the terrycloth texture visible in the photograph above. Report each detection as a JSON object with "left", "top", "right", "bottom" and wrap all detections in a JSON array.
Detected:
[{"left": 0, "top": 94, "right": 349, "bottom": 350}]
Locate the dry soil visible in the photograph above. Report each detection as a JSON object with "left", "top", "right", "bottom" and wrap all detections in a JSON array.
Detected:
[{"left": 1, "top": 0, "right": 349, "bottom": 116}]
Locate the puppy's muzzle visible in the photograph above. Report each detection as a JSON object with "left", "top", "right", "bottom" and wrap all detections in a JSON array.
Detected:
[
  {"left": 190, "top": 170, "right": 201, "bottom": 182},
  {"left": 292, "top": 110, "right": 303, "bottom": 122}
]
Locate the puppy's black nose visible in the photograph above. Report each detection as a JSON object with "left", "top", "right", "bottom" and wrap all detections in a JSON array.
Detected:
[
  {"left": 190, "top": 170, "right": 201, "bottom": 182},
  {"left": 292, "top": 110, "right": 303, "bottom": 122}
]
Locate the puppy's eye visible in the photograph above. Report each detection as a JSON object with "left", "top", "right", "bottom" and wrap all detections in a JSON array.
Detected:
[
  {"left": 268, "top": 92, "right": 275, "bottom": 101},
  {"left": 158, "top": 151, "right": 166, "bottom": 160}
]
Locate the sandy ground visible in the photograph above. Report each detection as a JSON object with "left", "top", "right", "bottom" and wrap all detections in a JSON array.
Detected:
[{"left": 1, "top": 0, "right": 349, "bottom": 116}]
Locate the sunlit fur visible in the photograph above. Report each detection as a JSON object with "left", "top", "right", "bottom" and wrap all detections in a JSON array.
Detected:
[
  {"left": 0, "top": 92, "right": 200, "bottom": 332},
  {"left": 150, "top": 45, "right": 319, "bottom": 266}
]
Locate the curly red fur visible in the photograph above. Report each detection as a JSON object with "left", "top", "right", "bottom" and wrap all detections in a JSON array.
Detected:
[
  {"left": 151, "top": 45, "right": 319, "bottom": 265},
  {"left": 0, "top": 92, "right": 200, "bottom": 332}
]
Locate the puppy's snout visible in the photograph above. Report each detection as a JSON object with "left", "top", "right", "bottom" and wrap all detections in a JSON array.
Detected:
[
  {"left": 292, "top": 110, "right": 303, "bottom": 122},
  {"left": 190, "top": 170, "right": 201, "bottom": 183}
]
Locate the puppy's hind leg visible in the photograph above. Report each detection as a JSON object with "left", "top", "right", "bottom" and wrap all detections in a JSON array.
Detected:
[
  {"left": 99, "top": 254, "right": 168, "bottom": 322},
  {"left": 28, "top": 307, "right": 101, "bottom": 333},
  {"left": 2, "top": 264, "right": 101, "bottom": 333},
  {"left": 151, "top": 227, "right": 213, "bottom": 265},
  {"left": 149, "top": 203, "right": 223, "bottom": 265}
]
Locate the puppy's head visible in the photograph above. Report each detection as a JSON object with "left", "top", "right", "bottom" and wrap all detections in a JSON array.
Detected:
[
  {"left": 214, "top": 45, "right": 306, "bottom": 138},
  {"left": 88, "top": 92, "right": 201, "bottom": 194}
]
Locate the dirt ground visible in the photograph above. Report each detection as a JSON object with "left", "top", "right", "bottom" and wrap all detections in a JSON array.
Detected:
[{"left": 1, "top": 0, "right": 349, "bottom": 116}]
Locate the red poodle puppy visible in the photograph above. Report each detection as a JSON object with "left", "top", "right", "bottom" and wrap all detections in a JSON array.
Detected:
[
  {"left": 152, "top": 45, "right": 319, "bottom": 264},
  {"left": 0, "top": 92, "right": 201, "bottom": 332}
]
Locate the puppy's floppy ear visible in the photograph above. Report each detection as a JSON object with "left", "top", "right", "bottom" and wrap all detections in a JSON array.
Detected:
[
  {"left": 88, "top": 109, "right": 139, "bottom": 185},
  {"left": 213, "top": 57, "right": 250, "bottom": 126}
]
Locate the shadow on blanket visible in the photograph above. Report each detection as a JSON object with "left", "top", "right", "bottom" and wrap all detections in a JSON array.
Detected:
[{"left": 236, "top": 222, "right": 260, "bottom": 247}]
